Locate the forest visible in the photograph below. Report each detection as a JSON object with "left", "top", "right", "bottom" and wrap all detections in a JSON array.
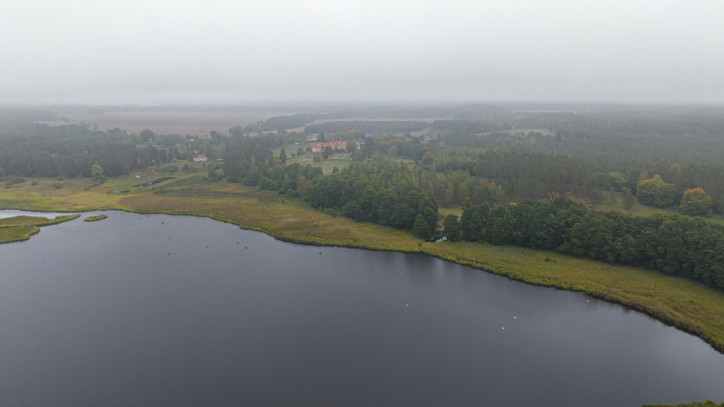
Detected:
[{"left": 2, "top": 104, "right": 724, "bottom": 290}]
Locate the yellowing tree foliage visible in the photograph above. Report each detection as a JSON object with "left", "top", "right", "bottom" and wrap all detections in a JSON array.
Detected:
[
  {"left": 636, "top": 175, "right": 676, "bottom": 207},
  {"left": 680, "top": 187, "right": 712, "bottom": 217}
]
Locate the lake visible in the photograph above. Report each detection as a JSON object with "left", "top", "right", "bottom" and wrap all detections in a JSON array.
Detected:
[{"left": 1, "top": 211, "right": 723, "bottom": 406}]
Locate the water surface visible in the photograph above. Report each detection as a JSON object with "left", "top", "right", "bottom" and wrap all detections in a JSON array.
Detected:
[{"left": 1, "top": 211, "right": 723, "bottom": 406}]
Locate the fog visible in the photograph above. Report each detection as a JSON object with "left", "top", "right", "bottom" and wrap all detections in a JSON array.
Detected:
[{"left": 2, "top": 0, "right": 723, "bottom": 105}]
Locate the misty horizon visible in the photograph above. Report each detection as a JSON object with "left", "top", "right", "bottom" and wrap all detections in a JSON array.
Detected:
[{"left": 3, "top": 0, "right": 724, "bottom": 105}]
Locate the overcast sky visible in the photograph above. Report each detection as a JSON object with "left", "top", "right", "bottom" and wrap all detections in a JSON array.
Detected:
[{"left": 2, "top": 0, "right": 723, "bottom": 105}]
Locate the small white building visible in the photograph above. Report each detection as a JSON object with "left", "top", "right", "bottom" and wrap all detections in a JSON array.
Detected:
[{"left": 193, "top": 153, "right": 208, "bottom": 162}]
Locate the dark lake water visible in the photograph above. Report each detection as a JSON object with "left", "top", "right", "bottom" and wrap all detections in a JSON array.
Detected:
[{"left": 1, "top": 211, "right": 723, "bottom": 406}]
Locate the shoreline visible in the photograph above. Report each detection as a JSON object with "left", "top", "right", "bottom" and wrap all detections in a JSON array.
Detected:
[{"left": 1, "top": 179, "right": 723, "bottom": 354}]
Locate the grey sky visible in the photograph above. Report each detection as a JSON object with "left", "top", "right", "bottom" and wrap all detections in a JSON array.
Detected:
[{"left": 2, "top": 0, "right": 723, "bottom": 105}]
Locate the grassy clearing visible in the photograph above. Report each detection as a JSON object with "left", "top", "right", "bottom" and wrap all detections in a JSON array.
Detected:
[
  {"left": 438, "top": 207, "right": 462, "bottom": 218},
  {"left": 290, "top": 151, "right": 355, "bottom": 174},
  {"left": 588, "top": 191, "right": 724, "bottom": 227},
  {"left": 1, "top": 174, "right": 724, "bottom": 353},
  {"left": 628, "top": 202, "right": 724, "bottom": 226}
]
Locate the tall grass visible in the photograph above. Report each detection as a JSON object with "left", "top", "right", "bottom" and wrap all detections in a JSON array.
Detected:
[{"left": 0, "top": 225, "right": 40, "bottom": 243}]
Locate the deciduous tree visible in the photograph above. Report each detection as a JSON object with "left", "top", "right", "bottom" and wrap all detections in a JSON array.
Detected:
[{"left": 680, "top": 187, "right": 712, "bottom": 216}]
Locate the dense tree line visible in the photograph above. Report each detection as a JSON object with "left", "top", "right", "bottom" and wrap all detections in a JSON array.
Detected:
[
  {"left": 426, "top": 150, "right": 594, "bottom": 201},
  {"left": 359, "top": 135, "right": 429, "bottom": 162},
  {"left": 0, "top": 122, "right": 168, "bottom": 177},
  {"left": 303, "top": 161, "right": 438, "bottom": 238},
  {"left": 449, "top": 198, "right": 724, "bottom": 290},
  {"left": 433, "top": 108, "right": 724, "bottom": 212},
  {"left": 427, "top": 146, "right": 724, "bottom": 213},
  {"left": 221, "top": 134, "right": 323, "bottom": 189}
]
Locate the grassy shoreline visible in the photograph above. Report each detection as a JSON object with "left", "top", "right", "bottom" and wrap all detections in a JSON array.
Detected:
[
  {"left": 2, "top": 174, "right": 724, "bottom": 353},
  {"left": 0, "top": 214, "right": 80, "bottom": 243}
]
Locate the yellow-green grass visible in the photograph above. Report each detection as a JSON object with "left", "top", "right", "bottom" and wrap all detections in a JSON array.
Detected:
[
  {"left": 2, "top": 175, "right": 724, "bottom": 353},
  {"left": 0, "top": 214, "right": 80, "bottom": 243},
  {"left": 0, "top": 214, "right": 80, "bottom": 227},
  {"left": 84, "top": 214, "right": 108, "bottom": 222},
  {"left": 0, "top": 225, "right": 40, "bottom": 243}
]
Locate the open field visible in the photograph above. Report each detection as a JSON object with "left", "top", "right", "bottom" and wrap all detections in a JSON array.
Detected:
[{"left": 1, "top": 171, "right": 724, "bottom": 354}]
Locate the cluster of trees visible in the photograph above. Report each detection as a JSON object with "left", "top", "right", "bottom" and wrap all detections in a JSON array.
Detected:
[
  {"left": 0, "top": 123, "right": 171, "bottom": 178},
  {"left": 352, "top": 134, "right": 429, "bottom": 162},
  {"left": 422, "top": 149, "right": 597, "bottom": 201},
  {"left": 679, "top": 188, "right": 713, "bottom": 216},
  {"left": 444, "top": 198, "right": 724, "bottom": 290},
  {"left": 431, "top": 108, "right": 724, "bottom": 213},
  {"left": 635, "top": 175, "right": 715, "bottom": 216},
  {"left": 303, "top": 161, "right": 438, "bottom": 238},
  {"left": 636, "top": 175, "right": 678, "bottom": 207},
  {"left": 424, "top": 146, "right": 723, "bottom": 214},
  {"left": 222, "top": 133, "right": 307, "bottom": 183}
]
